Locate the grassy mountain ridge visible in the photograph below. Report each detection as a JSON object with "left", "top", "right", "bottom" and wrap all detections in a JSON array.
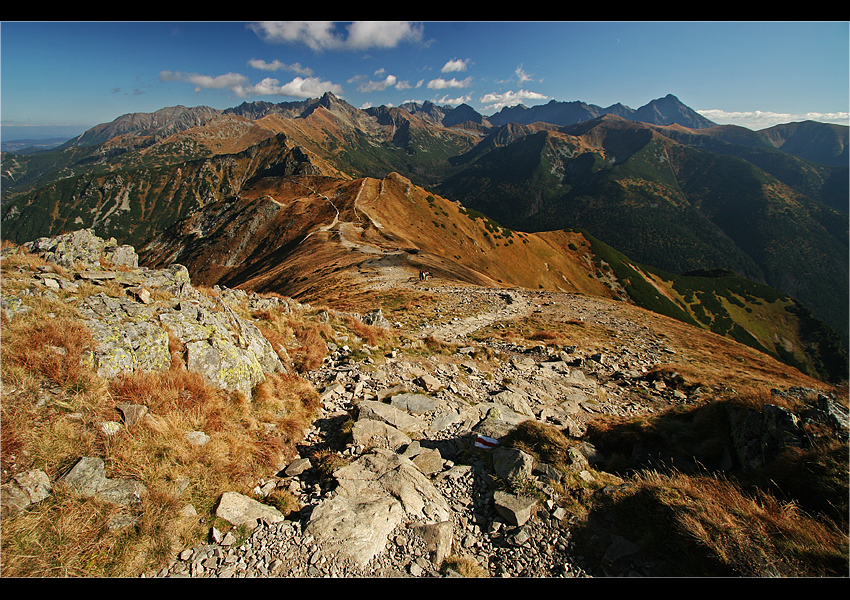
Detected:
[
  {"left": 132, "top": 170, "right": 846, "bottom": 382},
  {"left": 1, "top": 94, "right": 846, "bottom": 381}
]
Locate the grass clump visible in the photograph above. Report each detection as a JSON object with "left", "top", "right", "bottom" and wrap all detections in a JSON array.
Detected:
[
  {"left": 569, "top": 391, "right": 849, "bottom": 577},
  {"left": 441, "top": 554, "right": 489, "bottom": 577},
  {"left": 590, "top": 469, "right": 848, "bottom": 577}
]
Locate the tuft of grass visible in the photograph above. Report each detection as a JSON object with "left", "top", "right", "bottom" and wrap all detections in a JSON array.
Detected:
[
  {"left": 570, "top": 391, "right": 849, "bottom": 577},
  {"left": 442, "top": 554, "right": 489, "bottom": 577},
  {"left": 594, "top": 469, "right": 848, "bottom": 577},
  {"left": 341, "top": 314, "right": 391, "bottom": 347}
]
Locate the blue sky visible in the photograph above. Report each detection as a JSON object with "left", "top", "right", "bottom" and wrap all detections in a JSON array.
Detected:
[{"left": 2, "top": 21, "right": 848, "bottom": 140}]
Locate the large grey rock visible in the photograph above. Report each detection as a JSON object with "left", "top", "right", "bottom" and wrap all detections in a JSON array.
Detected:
[
  {"left": 305, "top": 494, "right": 404, "bottom": 567},
  {"left": 350, "top": 418, "right": 411, "bottom": 452},
  {"left": 492, "top": 446, "right": 535, "bottom": 482},
  {"left": 411, "top": 521, "right": 454, "bottom": 566},
  {"left": 307, "top": 448, "right": 452, "bottom": 567},
  {"left": 25, "top": 230, "right": 283, "bottom": 396},
  {"left": 729, "top": 403, "right": 807, "bottom": 470},
  {"left": 402, "top": 441, "right": 445, "bottom": 475},
  {"left": 58, "top": 457, "right": 148, "bottom": 505},
  {"left": 390, "top": 393, "right": 438, "bottom": 415},
  {"left": 78, "top": 294, "right": 171, "bottom": 379},
  {"left": 1, "top": 469, "right": 52, "bottom": 515},
  {"left": 160, "top": 298, "right": 283, "bottom": 395},
  {"left": 493, "top": 490, "right": 537, "bottom": 526},
  {"left": 215, "top": 491, "right": 286, "bottom": 528},
  {"left": 491, "top": 388, "right": 535, "bottom": 417},
  {"left": 333, "top": 449, "right": 451, "bottom": 523},
  {"left": 361, "top": 308, "right": 391, "bottom": 329},
  {"left": 23, "top": 228, "right": 134, "bottom": 269},
  {"left": 357, "top": 400, "right": 427, "bottom": 436}
]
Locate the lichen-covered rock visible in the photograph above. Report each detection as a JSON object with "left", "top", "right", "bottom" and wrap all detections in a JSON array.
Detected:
[
  {"left": 78, "top": 294, "right": 171, "bottom": 379},
  {"left": 20, "top": 230, "right": 285, "bottom": 395},
  {"left": 23, "top": 228, "right": 137, "bottom": 269}
]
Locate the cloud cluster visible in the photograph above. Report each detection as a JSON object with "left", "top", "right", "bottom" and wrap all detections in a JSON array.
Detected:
[
  {"left": 160, "top": 70, "right": 341, "bottom": 99},
  {"left": 427, "top": 77, "right": 473, "bottom": 90},
  {"left": 698, "top": 108, "right": 850, "bottom": 129},
  {"left": 160, "top": 71, "right": 249, "bottom": 92},
  {"left": 480, "top": 89, "right": 550, "bottom": 111},
  {"left": 353, "top": 69, "right": 419, "bottom": 93},
  {"left": 248, "top": 21, "right": 424, "bottom": 51},
  {"left": 247, "top": 59, "right": 313, "bottom": 76},
  {"left": 441, "top": 59, "right": 470, "bottom": 73},
  {"left": 232, "top": 77, "right": 343, "bottom": 99}
]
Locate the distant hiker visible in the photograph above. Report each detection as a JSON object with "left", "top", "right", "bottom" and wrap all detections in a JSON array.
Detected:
[{"left": 419, "top": 270, "right": 431, "bottom": 281}]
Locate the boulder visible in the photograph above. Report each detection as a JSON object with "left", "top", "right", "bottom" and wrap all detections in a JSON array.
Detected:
[
  {"left": 58, "top": 456, "right": 148, "bottom": 505},
  {"left": 305, "top": 494, "right": 404, "bottom": 568},
  {"left": 491, "top": 446, "right": 535, "bottom": 483},
  {"left": 1, "top": 469, "right": 52, "bottom": 515},
  {"left": 357, "top": 400, "right": 427, "bottom": 436},
  {"left": 215, "top": 491, "right": 286, "bottom": 528},
  {"left": 493, "top": 490, "right": 537, "bottom": 527},
  {"left": 411, "top": 521, "right": 454, "bottom": 566},
  {"left": 361, "top": 308, "right": 391, "bottom": 329},
  {"left": 390, "top": 392, "right": 438, "bottom": 414},
  {"left": 350, "top": 419, "right": 411, "bottom": 452},
  {"left": 305, "top": 448, "right": 452, "bottom": 567},
  {"left": 332, "top": 449, "right": 451, "bottom": 523},
  {"left": 23, "top": 228, "right": 135, "bottom": 269}
]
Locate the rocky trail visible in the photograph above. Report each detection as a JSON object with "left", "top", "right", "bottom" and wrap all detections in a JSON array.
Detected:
[
  {"left": 146, "top": 279, "right": 721, "bottom": 578},
  {"left": 3, "top": 230, "right": 844, "bottom": 579}
]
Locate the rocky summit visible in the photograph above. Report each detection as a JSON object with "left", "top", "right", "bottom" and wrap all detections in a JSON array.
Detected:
[{"left": 1, "top": 230, "right": 847, "bottom": 578}]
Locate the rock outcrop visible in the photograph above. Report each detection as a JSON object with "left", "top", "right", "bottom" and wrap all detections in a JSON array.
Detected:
[{"left": 12, "top": 229, "right": 287, "bottom": 396}]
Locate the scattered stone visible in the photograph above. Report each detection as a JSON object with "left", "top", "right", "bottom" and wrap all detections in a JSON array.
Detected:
[
  {"left": 184, "top": 431, "right": 211, "bottom": 446},
  {"left": 493, "top": 490, "right": 538, "bottom": 527}
]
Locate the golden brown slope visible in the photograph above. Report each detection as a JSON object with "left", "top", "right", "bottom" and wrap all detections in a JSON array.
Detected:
[{"left": 137, "top": 171, "right": 620, "bottom": 304}]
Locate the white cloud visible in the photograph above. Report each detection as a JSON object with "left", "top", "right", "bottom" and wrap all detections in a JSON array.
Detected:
[
  {"left": 427, "top": 76, "right": 473, "bottom": 90},
  {"left": 162, "top": 69, "right": 342, "bottom": 99},
  {"left": 233, "top": 76, "right": 343, "bottom": 99},
  {"left": 358, "top": 74, "right": 398, "bottom": 93},
  {"left": 248, "top": 21, "right": 423, "bottom": 51},
  {"left": 434, "top": 94, "right": 473, "bottom": 106},
  {"left": 698, "top": 108, "right": 850, "bottom": 129},
  {"left": 248, "top": 59, "right": 313, "bottom": 76},
  {"left": 515, "top": 65, "right": 539, "bottom": 84},
  {"left": 480, "top": 89, "right": 550, "bottom": 111},
  {"left": 441, "top": 59, "right": 469, "bottom": 73},
  {"left": 354, "top": 71, "right": 415, "bottom": 93},
  {"left": 160, "top": 70, "right": 249, "bottom": 92}
]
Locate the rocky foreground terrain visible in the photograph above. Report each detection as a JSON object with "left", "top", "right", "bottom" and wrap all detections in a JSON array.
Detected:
[{"left": 1, "top": 230, "right": 846, "bottom": 578}]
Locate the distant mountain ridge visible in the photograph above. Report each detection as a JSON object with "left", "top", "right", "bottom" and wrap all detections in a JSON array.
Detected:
[
  {"left": 1, "top": 92, "right": 847, "bottom": 380},
  {"left": 485, "top": 94, "right": 718, "bottom": 130}
]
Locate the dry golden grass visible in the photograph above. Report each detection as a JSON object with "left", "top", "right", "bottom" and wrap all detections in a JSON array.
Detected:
[
  {"left": 571, "top": 390, "right": 849, "bottom": 577},
  {"left": 601, "top": 469, "right": 849, "bottom": 576},
  {"left": 442, "top": 554, "right": 489, "bottom": 577},
  {"left": 1, "top": 275, "right": 324, "bottom": 577},
  {"left": 341, "top": 314, "right": 390, "bottom": 347}
]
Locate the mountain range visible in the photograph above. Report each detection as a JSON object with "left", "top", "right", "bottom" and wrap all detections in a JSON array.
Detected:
[{"left": 1, "top": 92, "right": 847, "bottom": 382}]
